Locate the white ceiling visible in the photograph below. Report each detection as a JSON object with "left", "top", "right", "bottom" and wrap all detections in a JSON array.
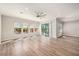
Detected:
[{"left": 0, "top": 3, "right": 79, "bottom": 22}]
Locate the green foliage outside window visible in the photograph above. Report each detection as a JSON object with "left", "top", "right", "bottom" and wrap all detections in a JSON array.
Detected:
[{"left": 41, "top": 23, "right": 49, "bottom": 37}]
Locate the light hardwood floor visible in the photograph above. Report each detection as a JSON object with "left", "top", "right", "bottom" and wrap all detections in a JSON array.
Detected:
[{"left": 0, "top": 36, "right": 79, "bottom": 56}]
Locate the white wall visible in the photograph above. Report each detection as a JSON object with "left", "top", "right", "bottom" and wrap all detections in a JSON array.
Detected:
[
  {"left": 56, "top": 20, "right": 63, "bottom": 37},
  {"left": 0, "top": 14, "right": 1, "bottom": 43},
  {"left": 63, "top": 21, "right": 79, "bottom": 37},
  {"left": 1, "top": 15, "right": 40, "bottom": 41}
]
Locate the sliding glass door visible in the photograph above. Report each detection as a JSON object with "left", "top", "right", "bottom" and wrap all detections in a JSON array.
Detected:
[{"left": 41, "top": 23, "right": 49, "bottom": 37}]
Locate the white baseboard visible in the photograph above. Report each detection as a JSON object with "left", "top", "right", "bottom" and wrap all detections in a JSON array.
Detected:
[{"left": 63, "top": 34, "right": 79, "bottom": 38}]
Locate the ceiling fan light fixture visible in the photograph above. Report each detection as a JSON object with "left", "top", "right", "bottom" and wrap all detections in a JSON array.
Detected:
[{"left": 32, "top": 9, "right": 47, "bottom": 18}]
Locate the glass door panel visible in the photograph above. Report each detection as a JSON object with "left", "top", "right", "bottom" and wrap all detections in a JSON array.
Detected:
[{"left": 41, "top": 23, "right": 49, "bottom": 37}]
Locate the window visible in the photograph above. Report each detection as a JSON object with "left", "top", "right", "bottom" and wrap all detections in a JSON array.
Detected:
[
  {"left": 14, "top": 23, "right": 22, "bottom": 34},
  {"left": 14, "top": 23, "right": 39, "bottom": 34}
]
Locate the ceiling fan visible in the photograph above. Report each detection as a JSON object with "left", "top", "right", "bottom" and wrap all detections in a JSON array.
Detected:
[{"left": 32, "top": 9, "right": 47, "bottom": 18}]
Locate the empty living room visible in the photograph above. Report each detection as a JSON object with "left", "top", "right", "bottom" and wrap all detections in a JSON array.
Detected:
[{"left": 0, "top": 3, "right": 79, "bottom": 56}]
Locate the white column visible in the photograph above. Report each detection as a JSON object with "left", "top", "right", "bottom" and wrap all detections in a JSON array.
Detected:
[
  {"left": 39, "top": 24, "right": 41, "bottom": 35},
  {"left": 0, "top": 14, "right": 1, "bottom": 43},
  {"left": 51, "top": 18, "right": 57, "bottom": 38}
]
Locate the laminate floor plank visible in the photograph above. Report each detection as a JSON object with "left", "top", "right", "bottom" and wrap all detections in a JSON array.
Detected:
[{"left": 0, "top": 36, "right": 79, "bottom": 56}]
